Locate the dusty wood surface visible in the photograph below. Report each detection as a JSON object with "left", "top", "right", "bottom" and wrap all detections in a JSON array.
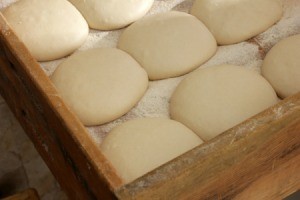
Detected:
[
  {"left": 0, "top": 13, "right": 122, "bottom": 200},
  {"left": 2, "top": 189, "right": 39, "bottom": 200},
  {"left": 116, "top": 93, "right": 300, "bottom": 200},
  {"left": 233, "top": 153, "right": 300, "bottom": 200}
]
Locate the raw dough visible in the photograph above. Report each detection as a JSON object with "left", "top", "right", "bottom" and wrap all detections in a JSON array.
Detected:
[
  {"left": 2, "top": 0, "right": 88, "bottom": 61},
  {"left": 262, "top": 34, "right": 300, "bottom": 98},
  {"left": 170, "top": 65, "right": 278, "bottom": 141},
  {"left": 190, "top": 0, "right": 283, "bottom": 45},
  {"left": 68, "top": 0, "right": 154, "bottom": 30},
  {"left": 51, "top": 48, "right": 148, "bottom": 126},
  {"left": 101, "top": 118, "right": 203, "bottom": 183},
  {"left": 118, "top": 11, "right": 217, "bottom": 80}
]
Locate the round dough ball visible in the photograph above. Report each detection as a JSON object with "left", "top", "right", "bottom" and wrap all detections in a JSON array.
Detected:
[
  {"left": 68, "top": 0, "right": 154, "bottom": 30},
  {"left": 170, "top": 65, "right": 278, "bottom": 141},
  {"left": 118, "top": 11, "right": 217, "bottom": 80},
  {"left": 2, "top": 0, "right": 88, "bottom": 61},
  {"left": 262, "top": 34, "right": 300, "bottom": 98},
  {"left": 101, "top": 118, "right": 203, "bottom": 183},
  {"left": 190, "top": 0, "right": 283, "bottom": 45},
  {"left": 51, "top": 48, "right": 148, "bottom": 126}
]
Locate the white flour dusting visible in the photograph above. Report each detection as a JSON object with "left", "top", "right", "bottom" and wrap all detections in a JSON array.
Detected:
[
  {"left": 0, "top": 0, "right": 17, "bottom": 9},
  {"left": 86, "top": 0, "right": 300, "bottom": 145},
  {"left": 256, "top": 0, "right": 300, "bottom": 52},
  {"left": 1, "top": 0, "right": 299, "bottom": 145}
]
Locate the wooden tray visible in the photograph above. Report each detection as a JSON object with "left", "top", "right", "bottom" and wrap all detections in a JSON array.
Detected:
[{"left": 0, "top": 12, "right": 299, "bottom": 200}]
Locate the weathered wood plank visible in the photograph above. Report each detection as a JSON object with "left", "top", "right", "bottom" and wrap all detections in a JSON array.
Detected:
[
  {"left": 0, "top": 13, "right": 122, "bottom": 199},
  {"left": 116, "top": 93, "right": 300, "bottom": 200},
  {"left": 233, "top": 153, "right": 300, "bottom": 200}
]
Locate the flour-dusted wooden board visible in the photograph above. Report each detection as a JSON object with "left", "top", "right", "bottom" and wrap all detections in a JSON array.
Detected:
[{"left": 0, "top": 3, "right": 300, "bottom": 200}]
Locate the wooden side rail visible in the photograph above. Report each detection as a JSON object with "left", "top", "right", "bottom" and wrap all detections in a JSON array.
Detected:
[{"left": 0, "top": 13, "right": 122, "bottom": 200}]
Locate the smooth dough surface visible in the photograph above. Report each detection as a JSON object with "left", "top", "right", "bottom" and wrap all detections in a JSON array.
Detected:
[
  {"left": 190, "top": 0, "right": 283, "bottom": 45},
  {"left": 118, "top": 11, "right": 217, "bottom": 80},
  {"left": 51, "top": 48, "right": 148, "bottom": 126},
  {"left": 262, "top": 34, "right": 300, "bottom": 98},
  {"left": 101, "top": 118, "right": 203, "bottom": 183},
  {"left": 2, "top": 0, "right": 88, "bottom": 61},
  {"left": 68, "top": 0, "right": 154, "bottom": 30},
  {"left": 170, "top": 65, "right": 278, "bottom": 141}
]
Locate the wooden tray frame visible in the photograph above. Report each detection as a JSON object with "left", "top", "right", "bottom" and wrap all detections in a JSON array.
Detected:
[{"left": 0, "top": 14, "right": 299, "bottom": 200}]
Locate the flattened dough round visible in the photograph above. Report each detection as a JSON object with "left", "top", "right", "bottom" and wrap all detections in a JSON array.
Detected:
[
  {"left": 51, "top": 48, "right": 148, "bottom": 126},
  {"left": 190, "top": 0, "right": 283, "bottom": 45},
  {"left": 68, "top": 0, "right": 154, "bottom": 30},
  {"left": 101, "top": 118, "right": 203, "bottom": 183},
  {"left": 2, "top": 0, "right": 88, "bottom": 61},
  {"left": 170, "top": 65, "right": 278, "bottom": 141},
  {"left": 262, "top": 34, "right": 300, "bottom": 98},
  {"left": 118, "top": 11, "right": 217, "bottom": 80}
]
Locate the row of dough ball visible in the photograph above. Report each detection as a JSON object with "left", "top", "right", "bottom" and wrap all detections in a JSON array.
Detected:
[
  {"left": 50, "top": 11, "right": 300, "bottom": 127},
  {"left": 170, "top": 35, "right": 300, "bottom": 140},
  {"left": 99, "top": 63, "right": 274, "bottom": 183},
  {"left": 51, "top": 11, "right": 215, "bottom": 126},
  {"left": 3, "top": 0, "right": 299, "bottom": 184},
  {"left": 2, "top": 0, "right": 283, "bottom": 62},
  {"left": 49, "top": 0, "right": 300, "bottom": 186},
  {"left": 101, "top": 33, "right": 300, "bottom": 183},
  {"left": 49, "top": 20, "right": 300, "bottom": 183},
  {"left": 1, "top": 0, "right": 154, "bottom": 61}
]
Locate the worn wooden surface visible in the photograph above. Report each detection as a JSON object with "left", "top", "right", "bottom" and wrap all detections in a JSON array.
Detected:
[
  {"left": 116, "top": 93, "right": 300, "bottom": 200},
  {"left": 2, "top": 189, "right": 39, "bottom": 200},
  {"left": 0, "top": 14, "right": 122, "bottom": 200},
  {"left": 233, "top": 153, "right": 300, "bottom": 200}
]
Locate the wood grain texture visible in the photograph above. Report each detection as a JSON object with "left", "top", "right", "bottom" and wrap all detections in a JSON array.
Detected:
[
  {"left": 116, "top": 93, "right": 300, "bottom": 200},
  {"left": 233, "top": 153, "right": 300, "bottom": 200},
  {"left": 0, "top": 13, "right": 122, "bottom": 200}
]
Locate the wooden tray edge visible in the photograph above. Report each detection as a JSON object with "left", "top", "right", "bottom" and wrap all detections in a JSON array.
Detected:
[{"left": 0, "top": 13, "right": 122, "bottom": 199}]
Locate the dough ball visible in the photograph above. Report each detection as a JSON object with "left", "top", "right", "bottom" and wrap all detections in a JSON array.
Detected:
[
  {"left": 2, "top": 0, "right": 88, "bottom": 61},
  {"left": 190, "top": 0, "right": 283, "bottom": 45},
  {"left": 262, "top": 34, "right": 300, "bottom": 98},
  {"left": 68, "top": 0, "right": 154, "bottom": 30},
  {"left": 170, "top": 65, "right": 278, "bottom": 141},
  {"left": 118, "top": 11, "right": 217, "bottom": 80},
  {"left": 101, "top": 118, "right": 203, "bottom": 183},
  {"left": 51, "top": 48, "right": 148, "bottom": 126}
]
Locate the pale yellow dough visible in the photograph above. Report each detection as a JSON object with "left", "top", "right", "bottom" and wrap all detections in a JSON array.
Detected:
[
  {"left": 118, "top": 11, "right": 217, "bottom": 80},
  {"left": 51, "top": 48, "right": 148, "bottom": 126},
  {"left": 190, "top": 0, "right": 283, "bottom": 45},
  {"left": 262, "top": 34, "right": 300, "bottom": 98},
  {"left": 170, "top": 65, "right": 278, "bottom": 141},
  {"left": 68, "top": 0, "right": 154, "bottom": 30},
  {"left": 101, "top": 118, "right": 203, "bottom": 183},
  {"left": 2, "top": 0, "right": 88, "bottom": 61}
]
